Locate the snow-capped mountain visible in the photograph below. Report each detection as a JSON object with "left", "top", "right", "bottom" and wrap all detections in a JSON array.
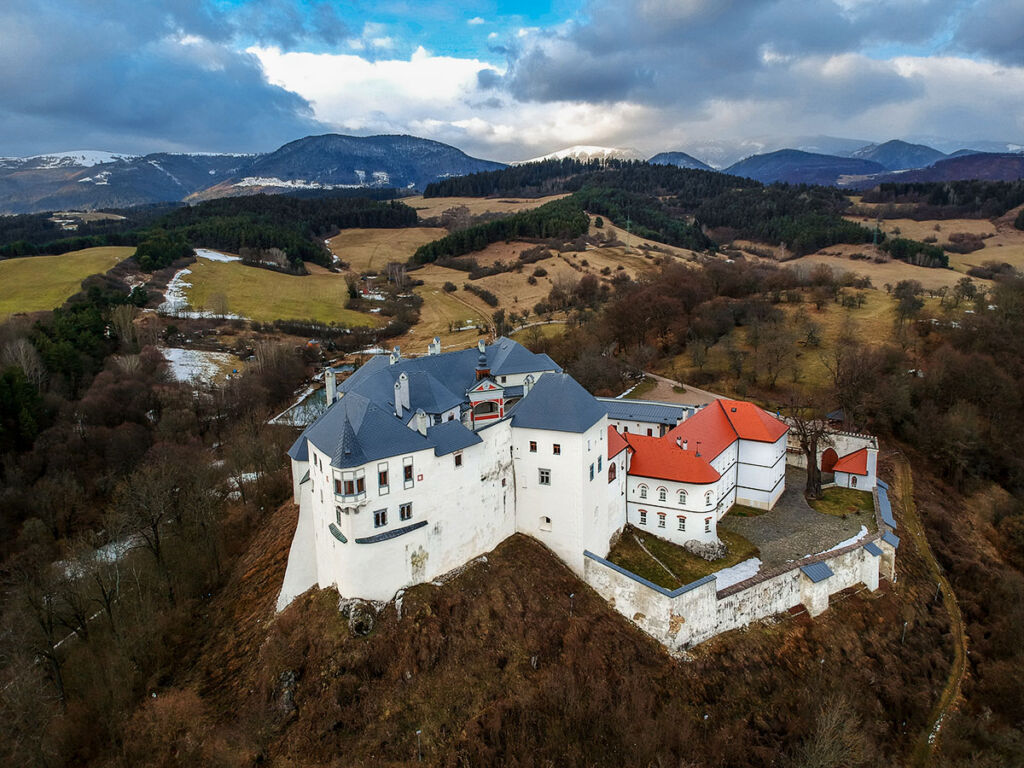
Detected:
[{"left": 514, "top": 145, "right": 645, "bottom": 165}]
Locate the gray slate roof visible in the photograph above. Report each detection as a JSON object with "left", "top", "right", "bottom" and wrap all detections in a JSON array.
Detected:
[
  {"left": 288, "top": 391, "right": 433, "bottom": 468},
  {"left": 882, "top": 531, "right": 901, "bottom": 549},
  {"left": 338, "top": 337, "right": 560, "bottom": 415},
  {"left": 598, "top": 398, "right": 693, "bottom": 427},
  {"left": 877, "top": 486, "right": 896, "bottom": 528},
  {"left": 800, "top": 561, "right": 834, "bottom": 583},
  {"left": 427, "top": 420, "right": 483, "bottom": 456},
  {"left": 863, "top": 541, "right": 883, "bottom": 557},
  {"left": 510, "top": 373, "right": 606, "bottom": 433}
]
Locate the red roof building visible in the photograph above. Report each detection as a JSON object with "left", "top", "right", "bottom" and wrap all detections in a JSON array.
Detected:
[
  {"left": 665, "top": 399, "right": 789, "bottom": 461},
  {"left": 621, "top": 432, "right": 721, "bottom": 485},
  {"left": 832, "top": 447, "right": 869, "bottom": 476}
]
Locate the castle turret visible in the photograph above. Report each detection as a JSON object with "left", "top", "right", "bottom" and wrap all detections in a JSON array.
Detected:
[{"left": 475, "top": 339, "right": 490, "bottom": 381}]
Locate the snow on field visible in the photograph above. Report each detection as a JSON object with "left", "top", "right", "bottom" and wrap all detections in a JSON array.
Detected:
[
  {"left": 160, "top": 347, "right": 236, "bottom": 383},
  {"left": 194, "top": 248, "right": 241, "bottom": 262},
  {"left": 714, "top": 557, "right": 762, "bottom": 589}
]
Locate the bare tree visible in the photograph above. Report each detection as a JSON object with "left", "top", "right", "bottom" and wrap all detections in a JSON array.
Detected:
[
  {"left": 109, "top": 303, "right": 139, "bottom": 349},
  {"left": 1, "top": 338, "right": 46, "bottom": 389},
  {"left": 786, "top": 397, "right": 834, "bottom": 500}
]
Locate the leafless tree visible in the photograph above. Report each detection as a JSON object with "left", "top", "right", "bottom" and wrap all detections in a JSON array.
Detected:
[
  {"left": 786, "top": 396, "right": 834, "bottom": 500},
  {"left": 1, "top": 338, "right": 46, "bottom": 389}
]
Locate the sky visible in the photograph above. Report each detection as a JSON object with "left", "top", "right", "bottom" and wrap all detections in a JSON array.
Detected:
[{"left": 2, "top": 0, "right": 1023, "bottom": 163}]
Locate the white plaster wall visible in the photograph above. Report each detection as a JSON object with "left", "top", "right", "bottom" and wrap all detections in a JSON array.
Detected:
[
  {"left": 291, "top": 459, "right": 308, "bottom": 504},
  {"left": 608, "top": 418, "right": 665, "bottom": 437}
]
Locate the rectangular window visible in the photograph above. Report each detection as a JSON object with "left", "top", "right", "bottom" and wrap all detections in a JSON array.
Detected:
[
  {"left": 529, "top": 441, "right": 537, "bottom": 453},
  {"left": 539, "top": 468, "right": 551, "bottom": 485},
  {"left": 597, "top": 455, "right": 602, "bottom": 472},
  {"left": 589, "top": 464, "right": 595, "bottom": 481},
  {"left": 639, "top": 509, "right": 647, "bottom": 525},
  {"left": 335, "top": 479, "right": 343, "bottom": 495},
  {"left": 647, "top": 428, "right": 653, "bottom": 436},
  {"left": 553, "top": 443, "right": 561, "bottom": 455},
  {"left": 343, "top": 479, "right": 355, "bottom": 496},
  {"left": 374, "top": 509, "right": 388, "bottom": 528},
  {"left": 378, "top": 469, "right": 389, "bottom": 489},
  {"left": 454, "top": 452, "right": 463, "bottom": 468},
  {"left": 356, "top": 477, "right": 365, "bottom": 494},
  {"left": 678, "top": 517, "right": 686, "bottom": 532},
  {"left": 400, "top": 503, "right": 412, "bottom": 521},
  {"left": 705, "top": 517, "right": 712, "bottom": 533},
  {"left": 403, "top": 457, "right": 414, "bottom": 489},
  {"left": 658, "top": 514, "right": 666, "bottom": 529},
  {"left": 404, "top": 465, "right": 413, "bottom": 481}
]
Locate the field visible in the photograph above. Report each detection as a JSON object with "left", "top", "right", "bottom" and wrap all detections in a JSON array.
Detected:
[
  {"left": 182, "top": 259, "right": 378, "bottom": 326},
  {"left": 327, "top": 227, "right": 446, "bottom": 272},
  {"left": 402, "top": 194, "right": 569, "bottom": 218},
  {"left": 798, "top": 245, "right": 980, "bottom": 291},
  {"left": 0, "top": 246, "right": 134, "bottom": 315}
]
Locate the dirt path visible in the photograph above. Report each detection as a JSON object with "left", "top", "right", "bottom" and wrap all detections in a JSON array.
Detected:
[
  {"left": 641, "top": 372, "right": 723, "bottom": 406},
  {"left": 893, "top": 455, "right": 969, "bottom": 765}
]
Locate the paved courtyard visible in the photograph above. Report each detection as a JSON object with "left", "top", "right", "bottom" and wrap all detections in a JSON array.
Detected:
[{"left": 720, "top": 468, "right": 872, "bottom": 567}]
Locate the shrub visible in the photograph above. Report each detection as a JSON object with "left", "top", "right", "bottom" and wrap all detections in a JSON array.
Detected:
[
  {"left": 464, "top": 283, "right": 499, "bottom": 306},
  {"left": 533, "top": 267, "right": 548, "bottom": 278},
  {"left": 443, "top": 281, "right": 457, "bottom": 292}
]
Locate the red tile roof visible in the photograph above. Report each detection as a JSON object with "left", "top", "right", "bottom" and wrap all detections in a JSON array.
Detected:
[
  {"left": 623, "top": 433, "right": 721, "bottom": 485},
  {"left": 607, "top": 425, "right": 629, "bottom": 459},
  {"left": 666, "top": 399, "right": 788, "bottom": 460},
  {"left": 832, "top": 447, "right": 869, "bottom": 475}
]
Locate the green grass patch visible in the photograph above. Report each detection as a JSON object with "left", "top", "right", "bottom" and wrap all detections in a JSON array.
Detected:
[
  {"left": 728, "top": 504, "right": 769, "bottom": 518},
  {"left": 624, "top": 376, "right": 657, "bottom": 400},
  {"left": 607, "top": 524, "right": 760, "bottom": 590},
  {"left": 809, "top": 487, "right": 876, "bottom": 529},
  {"left": 184, "top": 259, "right": 379, "bottom": 325},
  {"left": 0, "top": 246, "right": 134, "bottom": 315}
]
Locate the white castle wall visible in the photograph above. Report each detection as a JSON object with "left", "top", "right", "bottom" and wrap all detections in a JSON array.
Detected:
[{"left": 584, "top": 534, "right": 891, "bottom": 651}]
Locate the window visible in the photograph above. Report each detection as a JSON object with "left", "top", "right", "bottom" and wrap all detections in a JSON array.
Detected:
[
  {"left": 678, "top": 489, "right": 687, "bottom": 505},
  {"left": 678, "top": 516, "right": 686, "bottom": 532},
  {"left": 639, "top": 509, "right": 647, "bottom": 525},
  {"left": 404, "top": 465, "right": 414, "bottom": 482},
  {"left": 335, "top": 479, "right": 343, "bottom": 495},
  {"left": 529, "top": 441, "right": 537, "bottom": 452},
  {"left": 501, "top": 376, "right": 507, "bottom": 383},
  {"left": 374, "top": 509, "right": 388, "bottom": 528},
  {"left": 400, "top": 503, "right": 412, "bottom": 521},
  {"left": 553, "top": 443, "right": 561, "bottom": 455},
  {"left": 647, "top": 428, "right": 653, "bottom": 436},
  {"left": 378, "top": 468, "right": 389, "bottom": 490},
  {"left": 608, "top": 463, "right": 617, "bottom": 483},
  {"left": 658, "top": 513, "right": 666, "bottom": 528},
  {"left": 624, "top": 426, "right": 629, "bottom": 433},
  {"left": 539, "top": 468, "right": 551, "bottom": 485},
  {"left": 704, "top": 516, "right": 712, "bottom": 533},
  {"left": 336, "top": 506, "right": 343, "bottom": 525},
  {"left": 851, "top": 476, "right": 858, "bottom": 488},
  {"left": 454, "top": 452, "right": 463, "bottom": 468},
  {"left": 403, "top": 457, "right": 414, "bottom": 489},
  {"left": 705, "top": 491, "right": 714, "bottom": 507},
  {"left": 598, "top": 455, "right": 602, "bottom": 472},
  {"left": 539, "top": 515, "right": 552, "bottom": 531},
  {"left": 639, "top": 484, "right": 648, "bottom": 499},
  {"left": 356, "top": 477, "right": 365, "bottom": 494},
  {"left": 589, "top": 464, "right": 595, "bottom": 481},
  {"left": 343, "top": 479, "right": 355, "bottom": 495},
  {"left": 658, "top": 487, "right": 667, "bottom": 502}
]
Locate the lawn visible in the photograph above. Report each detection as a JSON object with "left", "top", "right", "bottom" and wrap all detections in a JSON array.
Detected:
[
  {"left": 607, "top": 525, "right": 759, "bottom": 591},
  {"left": 624, "top": 376, "right": 658, "bottom": 400},
  {"left": 809, "top": 487, "right": 876, "bottom": 522},
  {"left": 183, "top": 259, "right": 378, "bottom": 326},
  {"left": 0, "top": 246, "right": 134, "bottom": 315},
  {"left": 728, "top": 504, "right": 768, "bottom": 518},
  {"left": 327, "top": 227, "right": 447, "bottom": 273}
]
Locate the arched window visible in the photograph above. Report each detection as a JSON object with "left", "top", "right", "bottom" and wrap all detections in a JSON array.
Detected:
[
  {"left": 639, "top": 484, "right": 648, "bottom": 499},
  {"left": 473, "top": 401, "right": 499, "bottom": 416},
  {"left": 608, "top": 463, "right": 617, "bottom": 483},
  {"left": 705, "top": 490, "right": 714, "bottom": 507},
  {"left": 851, "top": 476, "right": 858, "bottom": 488},
  {"left": 658, "top": 487, "right": 667, "bottom": 502},
  {"left": 678, "top": 489, "right": 687, "bottom": 505}
]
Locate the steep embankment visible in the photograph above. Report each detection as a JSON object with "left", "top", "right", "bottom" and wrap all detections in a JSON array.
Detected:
[{"left": 119, "top": 474, "right": 963, "bottom": 768}]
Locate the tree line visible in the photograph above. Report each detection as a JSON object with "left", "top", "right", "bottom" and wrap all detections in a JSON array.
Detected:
[{"left": 861, "top": 179, "right": 1024, "bottom": 219}]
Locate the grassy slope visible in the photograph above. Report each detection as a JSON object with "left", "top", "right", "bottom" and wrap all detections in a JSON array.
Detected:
[
  {"left": 183, "top": 259, "right": 378, "bottom": 326},
  {"left": 327, "top": 227, "right": 447, "bottom": 273},
  {"left": 139, "top": 481, "right": 953, "bottom": 768},
  {"left": 0, "top": 246, "right": 134, "bottom": 315}
]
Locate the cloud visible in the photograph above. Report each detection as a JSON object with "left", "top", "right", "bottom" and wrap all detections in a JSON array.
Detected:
[
  {"left": 468, "top": 16, "right": 486, "bottom": 25},
  {"left": 0, "top": 0, "right": 326, "bottom": 155}
]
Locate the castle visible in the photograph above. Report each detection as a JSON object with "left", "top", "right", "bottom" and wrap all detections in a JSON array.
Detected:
[{"left": 279, "top": 336, "right": 838, "bottom": 602}]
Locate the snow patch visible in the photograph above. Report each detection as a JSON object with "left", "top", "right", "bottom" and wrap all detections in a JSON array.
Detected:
[
  {"left": 160, "top": 347, "right": 235, "bottom": 383},
  {"left": 515, "top": 145, "right": 644, "bottom": 165},
  {"left": 713, "top": 557, "right": 762, "bottom": 589},
  {"left": 233, "top": 176, "right": 368, "bottom": 190},
  {"left": 23, "top": 150, "right": 136, "bottom": 167},
  {"left": 77, "top": 171, "right": 111, "bottom": 185},
  {"left": 194, "top": 248, "right": 241, "bottom": 262},
  {"left": 809, "top": 526, "right": 869, "bottom": 557}
]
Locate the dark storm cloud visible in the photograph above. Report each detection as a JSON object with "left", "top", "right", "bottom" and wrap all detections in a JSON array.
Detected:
[
  {"left": 493, "top": 0, "right": 955, "bottom": 112},
  {"left": 0, "top": 0, "right": 331, "bottom": 155},
  {"left": 953, "top": 0, "right": 1024, "bottom": 65}
]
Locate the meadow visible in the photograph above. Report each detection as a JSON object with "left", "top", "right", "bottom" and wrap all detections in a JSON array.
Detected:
[
  {"left": 183, "top": 259, "right": 378, "bottom": 326},
  {"left": 0, "top": 246, "right": 134, "bottom": 315}
]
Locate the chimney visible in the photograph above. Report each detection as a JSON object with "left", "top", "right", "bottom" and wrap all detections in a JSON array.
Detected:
[
  {"left": 324, "top": 366, "right": 337, "bottom": 404},
  {"left": 415, "top": 408, "right": 429, "bottom": 436},
  {"left": 675, "top": 436, "right": 682, "bottom": 449},
  {"left": 695, "top": 440, "right": 701, "bottom": 457},
  {"left": 394, "top": 380, "right": 403, "bottom": 419},
  {"left": 682, "top": 439, "right": 688, "bottom": 451},
  {"left": 475, "top": 339, "right": 490, "bottom": 381},
  {"left": 428, "top": 336, "right": 441, "bottom": 355},
  {"left": 523, "top": 373, "right": 535, "bottom": 396},
  {"left": 389, "top": 351, "right": 398, "bottom": 365},
  {"left": 394, "top": 371, "right": 411, "bottom": 419}
]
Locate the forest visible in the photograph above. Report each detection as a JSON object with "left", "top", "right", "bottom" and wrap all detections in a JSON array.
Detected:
[
  {"left": 0, "top": 194, "right": 419, "bottom": 269},
  {"left": 860, "top": 179, "right": 1024, "bottom": 219}
]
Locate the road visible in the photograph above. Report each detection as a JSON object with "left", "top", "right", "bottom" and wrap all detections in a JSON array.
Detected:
[{"left": 892, "top": 455, "right": 969, "bottom": 766}]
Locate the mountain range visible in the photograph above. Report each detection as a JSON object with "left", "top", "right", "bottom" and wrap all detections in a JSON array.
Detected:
[{"left": 2, "top": 134, "right": 1023, "bottom": 214}]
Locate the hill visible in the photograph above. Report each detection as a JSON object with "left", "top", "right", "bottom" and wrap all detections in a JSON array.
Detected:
[
  {"left": 850, "top": 140, "right": 946, "bottom": 171},
  {"left": 866, "top": 152, "right": 1024, "bottom": 185},
  {"left": 647, "top": 151, "right": 714, "bottom": 171},
  {"left": 200, "top": 134, "right": 505, "bottom": 199},
  {"left": 725, "top": 149, "right": 886, "bottom": 185}
]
